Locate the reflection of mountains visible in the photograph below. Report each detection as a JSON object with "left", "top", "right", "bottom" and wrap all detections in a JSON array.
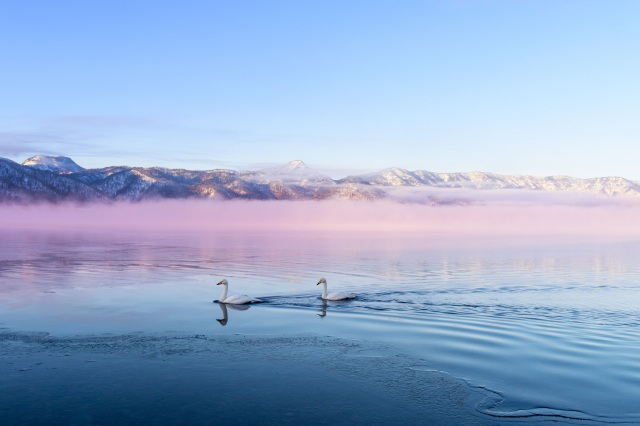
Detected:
[{"left": 215, "top": 302, "right": 251, "bottom": 326}]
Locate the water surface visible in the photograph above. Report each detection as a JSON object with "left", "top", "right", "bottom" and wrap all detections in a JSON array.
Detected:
[{"left": 2, "top": 230, "right": 640, "bottom": 424}]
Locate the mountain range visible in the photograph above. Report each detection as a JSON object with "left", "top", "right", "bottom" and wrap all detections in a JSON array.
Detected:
[{"left": 1, "top": 155, "right": 639, "bottom": 204}]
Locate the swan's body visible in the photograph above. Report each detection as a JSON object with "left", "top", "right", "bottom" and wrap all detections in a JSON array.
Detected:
[
  {"left": 317, "top": 278, "right": 355, "bottom": 301},
  {"left": 215, "top": 279, "right": 261, "bottom": 304}
]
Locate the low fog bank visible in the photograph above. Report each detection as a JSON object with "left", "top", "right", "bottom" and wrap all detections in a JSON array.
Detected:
[
  {"left": 384, "top": 186, "right": 640, "bottom": 206},
  {"left": 2, "top": 198, "right": 640, "bottom": 237}
]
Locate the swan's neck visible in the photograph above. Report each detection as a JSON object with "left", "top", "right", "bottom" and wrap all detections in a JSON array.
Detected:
[
  {"left": 219, "top": 285, "right": 228, "bottom": 302},
  {"left": 321, "top": 282, "right": 327, "bottom": 299}
]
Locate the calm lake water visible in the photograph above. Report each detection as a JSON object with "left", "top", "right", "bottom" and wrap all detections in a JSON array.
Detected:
[{"left": 2, "top": 229, "right": 640, "bottom": 424}]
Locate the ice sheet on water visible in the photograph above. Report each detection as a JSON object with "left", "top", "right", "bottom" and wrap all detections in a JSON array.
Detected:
[{"left": 1, "top": 329, "right": 487, "bottom": 425}]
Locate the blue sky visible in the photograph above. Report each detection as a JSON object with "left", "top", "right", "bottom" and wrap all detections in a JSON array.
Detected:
[{"left": 1, "top": 0, "right": 638, "bottom": 178}]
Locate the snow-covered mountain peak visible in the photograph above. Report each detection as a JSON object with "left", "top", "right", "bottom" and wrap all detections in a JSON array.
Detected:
[
  {"left": 3, "top": 155, "right": 640, "bottom": 203},
  {"left": 246, "top": 160, "right": 334, "bottom": 185},
  {"left": 285, "top": 160, "right": 307, "bottom": 170},
  {"left": 22, "top": 155, "right": 84, "bottom": 173},
  {"left": 264, "top": 160, "right": 318, "bottom": 176}
]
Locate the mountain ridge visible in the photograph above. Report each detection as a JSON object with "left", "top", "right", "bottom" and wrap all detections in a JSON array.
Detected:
[
  {"left": 22, "top": 155, "right": 85, "bottom": 173},
  {"left": 2, "top": 155, "right": 639, "bottom": 203}
]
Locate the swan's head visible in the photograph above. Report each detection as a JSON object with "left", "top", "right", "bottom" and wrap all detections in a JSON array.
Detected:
[
  {"left": 317, "top": 278, "right": 327, "bottom": 285},
  {"left": 217, "top": 279, "right": 228, "bottom": 286}
]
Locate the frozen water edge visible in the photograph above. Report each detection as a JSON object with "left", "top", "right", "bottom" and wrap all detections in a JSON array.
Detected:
[
  {"left": 1, "top": 329, "right": 498, "bottom": 425},
  {"left": 2, "top": 329, "right": 623, "bottom": 425}
]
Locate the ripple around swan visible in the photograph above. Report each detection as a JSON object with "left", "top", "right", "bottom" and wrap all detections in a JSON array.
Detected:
[{"left": 263, "top": 287, "right": 640, "bottom": 423}]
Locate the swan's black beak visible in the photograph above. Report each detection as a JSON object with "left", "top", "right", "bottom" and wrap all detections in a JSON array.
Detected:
[{"left": 217, "top": 281, "right": 223, "bottom": 285}]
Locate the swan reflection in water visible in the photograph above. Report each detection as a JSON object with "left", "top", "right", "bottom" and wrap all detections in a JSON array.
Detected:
[
  {"left": 317, "top": 298, "right": 355, "bottom": 319},
  {"left": 318, "top": 299, "right": 328, "bottom": 318},
  {"left": 216, "top": 302, "right": 251, "bottom": 326}
]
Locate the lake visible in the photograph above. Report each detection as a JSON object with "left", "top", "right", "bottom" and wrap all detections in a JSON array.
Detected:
[{"left": 1, "top": 229, "right": 640, "bottom": 425}]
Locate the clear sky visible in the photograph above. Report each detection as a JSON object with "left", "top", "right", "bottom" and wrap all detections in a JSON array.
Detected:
[{"left": 1, "top": 0, "right": 638, "bottom": 178}]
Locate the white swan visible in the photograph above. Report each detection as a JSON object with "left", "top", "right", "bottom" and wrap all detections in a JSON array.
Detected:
[
  {"left": 215, "top": 279, "right": 261, "bottom": 304},
  {"left": 317, "top": 278, "right": 355, "bottom": 301}
]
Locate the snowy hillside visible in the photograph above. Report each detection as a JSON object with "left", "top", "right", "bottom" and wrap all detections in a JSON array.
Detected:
[{"left": 1, "top": 156, "right": 639, "bottom": 203}]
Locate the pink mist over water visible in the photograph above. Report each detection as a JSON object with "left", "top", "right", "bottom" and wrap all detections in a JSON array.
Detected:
[{"left": 1, "top": 199, "right": 639, "bottom": 238}]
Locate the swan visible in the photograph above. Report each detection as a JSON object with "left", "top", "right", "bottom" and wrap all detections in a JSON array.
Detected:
[
  {"left": 316, "top": 278, "right": 355, "bottom": 301},
  {"left": 215, "top": 279, "right": 261, "bottom": 304}
]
